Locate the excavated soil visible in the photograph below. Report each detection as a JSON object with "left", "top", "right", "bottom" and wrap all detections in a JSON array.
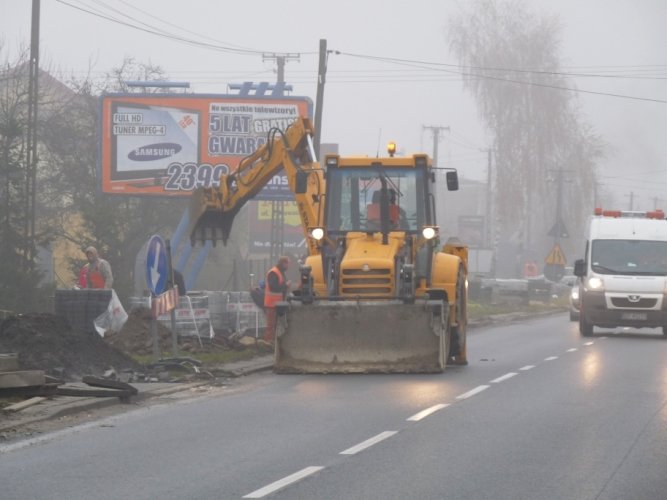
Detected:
[
  {"left": 0, "top": 309, "right": 258, "bottom": 382},
  {"left": 0, "top": 312, "right": 142, "bottom": 381}
]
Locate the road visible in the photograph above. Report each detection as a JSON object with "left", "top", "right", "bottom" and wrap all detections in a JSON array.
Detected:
[{"left": 3, "top": 314, "right": 667, "bottom": 499}]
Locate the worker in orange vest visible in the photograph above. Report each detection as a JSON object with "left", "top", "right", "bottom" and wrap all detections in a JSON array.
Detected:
[
  {"left": 80, "top": 246, "right": 114, "bottom": 289},
  {"left": 262, "top": 255, "right": 291, "bottom": 344}
]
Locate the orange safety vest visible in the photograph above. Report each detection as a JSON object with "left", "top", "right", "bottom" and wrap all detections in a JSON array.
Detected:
[
  {"left": 264, "top": 266, "right": 285, "bottom": 308},
  {"left": 85, "top": 263, "right": 106, "bottom": 289}
]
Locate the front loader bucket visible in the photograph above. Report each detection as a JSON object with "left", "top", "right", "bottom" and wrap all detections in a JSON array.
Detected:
[{"left": 274, "top": 299, "right": 449, "bottom": 374}]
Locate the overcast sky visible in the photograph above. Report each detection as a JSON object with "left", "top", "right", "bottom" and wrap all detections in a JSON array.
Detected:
[{"left": 2, "top": 0, "right": 667, "bottom": 209}]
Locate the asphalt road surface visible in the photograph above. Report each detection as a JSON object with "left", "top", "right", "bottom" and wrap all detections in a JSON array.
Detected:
[{"left": 2, "top": 314, "right": 667, "bottom": 499}]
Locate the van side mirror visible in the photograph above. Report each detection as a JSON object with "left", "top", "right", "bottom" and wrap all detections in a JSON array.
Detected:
[{"left": 574, "top": 259, "right": 585, "bottom": 277}]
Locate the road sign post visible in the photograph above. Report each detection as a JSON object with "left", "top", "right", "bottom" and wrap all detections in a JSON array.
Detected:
[
  {"left": 544, "top": 243, "right": 567, "bottom": 282},
  {"left": 146, "top": 235, "right": 180, "bottom": 359}
]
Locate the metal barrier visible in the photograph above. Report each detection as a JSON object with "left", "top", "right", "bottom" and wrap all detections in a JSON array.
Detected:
[
  {"left": 204, "top": 291, "right": 266, "bottom": 338},
  {"left": 129, "top": 293, "right": 213, "bottom": 343},
  {"left": 129, "top": 291, "right": 265, "bottom": 339}
]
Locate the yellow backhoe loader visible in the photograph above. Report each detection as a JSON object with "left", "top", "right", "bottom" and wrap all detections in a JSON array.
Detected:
[{"left": 188, "top": 117, "right": 468, "bottom": 373}]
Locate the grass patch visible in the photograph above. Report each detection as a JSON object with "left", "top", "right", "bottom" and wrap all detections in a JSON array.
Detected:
[
  {"left": 468, "top": 297, "right": 568, "bottom": 320},
  {"left": 129, "top": 342, "right": 274, "bottom": 367}
]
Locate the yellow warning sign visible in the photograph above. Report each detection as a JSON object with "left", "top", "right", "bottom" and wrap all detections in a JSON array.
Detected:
[{"left": 545, "top": 243, "right": 567, "bottom": 266}]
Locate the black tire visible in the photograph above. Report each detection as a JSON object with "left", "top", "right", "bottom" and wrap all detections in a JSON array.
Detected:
[
  {"left": 448, "top": 266, "right": 468, "bottom": 365},
  {"left": 579, "top": 311, "right": 593, "bottom": 337},
  {"left": 662, "top": 325, "right": 667, "bottom": 336},
  {"left": 569, "top": 311, "right": 578, "bottom": 322}
]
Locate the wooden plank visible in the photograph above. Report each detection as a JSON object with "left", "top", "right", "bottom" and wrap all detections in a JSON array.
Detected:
[
  {"left": 56, "top": 386, "right": 132, "bottom": 399},
  {"left": 3, "top": 396, "right": 46, "bottom": 413},
  {"left": 0, "top": 383, "right": 59, "bottom": 398}
]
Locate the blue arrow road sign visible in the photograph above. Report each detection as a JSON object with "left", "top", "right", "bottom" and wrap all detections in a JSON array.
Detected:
[{"left": 146, "top": 235, "right": 168, "bottom": 295}]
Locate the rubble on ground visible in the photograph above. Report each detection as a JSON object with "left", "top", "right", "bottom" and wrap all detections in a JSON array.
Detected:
[
  {"left": 0, "top": 312, "right": 142, "bottom": 381},
  {"left": 0, "top": 308, "right": 264, "bottom": 384}
]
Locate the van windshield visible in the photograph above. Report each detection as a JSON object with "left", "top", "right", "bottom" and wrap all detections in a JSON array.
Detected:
[{"left": 591, "top": 239, "right": 667, "bottom": 275}]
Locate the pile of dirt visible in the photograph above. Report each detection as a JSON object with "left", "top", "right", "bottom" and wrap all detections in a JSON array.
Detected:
[
  {"left": 106, "top": 308, "right": 244, "bottom": 355},
  {"left": 0, "top": 309, "right": 262, "bottom": 382},
  {"left": 0, "top": 312, "right": 143, "bottom": 381}
]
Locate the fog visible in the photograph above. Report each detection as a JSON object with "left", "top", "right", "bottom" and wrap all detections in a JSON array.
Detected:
[
  {"left": 3, "top": 0, "right": 665, "bottom": 205},
  {"left": 2, "top": 0, "right": 666, "bottom": 282}
]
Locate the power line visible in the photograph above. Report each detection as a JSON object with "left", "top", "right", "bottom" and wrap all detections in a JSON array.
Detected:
[
  {"left": 336, "top": 52, "right": 667, "bottom": 104},
  {"left": 51, "top": 0, "right": 667, "bottom": 104},
  {"left": 55, "top": 0, "right": 308, "bottom": 56}
]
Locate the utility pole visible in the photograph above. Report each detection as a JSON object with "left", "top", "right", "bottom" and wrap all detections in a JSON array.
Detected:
[
  {"left": 262, "top": 52, "right": 300, "bottom": 265},
  {"left": 25, "top": 0, "right": 40, "bottom": 271},
  {"left": 544, "top": 167, "right": 572, "bottom": 282},
  {"left": 481, "top": 148, "right": 494, "bottom": 248},
  {"left": 626, "top": 191, "right": 634, "bottom": 211},
  {"left": 422, "top": 125, "right": 450, "bottom": 234},
  {"left": 262, "top": 52, "right": 300, "bottom": 88},
  {"left": 422, "top": 125, "right": 450, "bottom": 168},
  {"left": 313, "top": 39, "right": 328, "bottom": 158}
]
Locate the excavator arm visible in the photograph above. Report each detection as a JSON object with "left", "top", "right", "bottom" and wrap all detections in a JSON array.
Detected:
[{"left": 187, "top": 117, "right": 324, "bottom": 255}]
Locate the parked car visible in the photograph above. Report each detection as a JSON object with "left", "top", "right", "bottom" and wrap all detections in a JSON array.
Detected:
[{"left": 569, "top": 277, "right": 581, "bottom": 321}]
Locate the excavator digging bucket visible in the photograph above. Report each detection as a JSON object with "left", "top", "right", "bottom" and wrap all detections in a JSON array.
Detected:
[
  {"left": 274, "top": 299, "right": 449, "bottom": 374},
  {"left": 188, "top": 209, "right": 236, "bottom": 245},
  {"left": 187, "top": 189, "right": 236, "bottom": 245}
]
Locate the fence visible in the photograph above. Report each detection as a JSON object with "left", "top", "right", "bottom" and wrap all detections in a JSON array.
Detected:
[{"left": 129, "top": 290, "right": 265, "bottom": 339}]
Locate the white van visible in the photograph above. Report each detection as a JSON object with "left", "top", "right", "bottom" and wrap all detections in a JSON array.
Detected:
[{"left": 574, "top": 208, "right": 667, "bottom": 336}]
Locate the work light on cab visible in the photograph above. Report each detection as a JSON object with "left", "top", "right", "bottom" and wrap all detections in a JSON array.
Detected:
[
  {"left": 387, "top": 142, "right": 397, "bottom": 157},
  {"left": 422, "top": 226, "right": 437, "bottom": 240},
  {"left": 310, "top": 227, "right": 325, "bottom": 240}
]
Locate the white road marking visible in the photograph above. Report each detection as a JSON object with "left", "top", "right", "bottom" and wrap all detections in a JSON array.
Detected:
[
  {"left": 584, "top": 341, "right": 594, "bottom": 346},
  {"left": 340, "top": 431, "right": 398, "bottom": 455},
  {"left": 519, "top": 365, "right": 535, "bottom": 371},
  {"left": 243, "top": 466, "right": 324, "bottom": 498},
  {"left": 544, "top": 356, "right": 558, "bottom": 361},
  {"left": 490, "top": 372, "right": 518, "bottom": 383},
  {"left": 407, "top": 404, "right": 449, "bottom": 421},
  {"left": 567, "top": 348, "right": 577, "bottom": 352},
  {"left": 456, "top": 385, "right": 490, "bottom": 400}
]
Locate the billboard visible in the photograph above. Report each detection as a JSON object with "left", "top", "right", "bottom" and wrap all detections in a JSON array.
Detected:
[
  {"left": 248, "top": 201, "right": 306, "bottom": 255},
  {"left": 99, "top": 93, "right": 312, "bottom": 197}
]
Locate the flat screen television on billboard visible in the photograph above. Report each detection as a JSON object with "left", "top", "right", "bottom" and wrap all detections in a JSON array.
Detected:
[{"left": 99, "top": 94, "right": 312, "bottom": 197}]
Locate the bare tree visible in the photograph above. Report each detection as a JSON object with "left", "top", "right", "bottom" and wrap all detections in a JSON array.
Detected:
[{"left": 448, "top": 0, "right": 603, "bottom": 264}]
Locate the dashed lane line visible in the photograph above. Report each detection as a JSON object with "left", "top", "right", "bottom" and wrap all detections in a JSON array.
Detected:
[
  {"left": 340, "top": 431, "right": 398, "bottom": 455},
  {"left": 407, "top": 404, "right": 449, "bottom": 421},
  {"left": 245, "top": 340, "right": 598, "bottom": 498},
  {"left": 456, "top": 385, "right": 490, "bottom": 400},
  {"left": 490, "top": 372, "right": 518, "bottom": 384},
  {"left": 243, "top": 466, "right": 324, "bottom": 498}
]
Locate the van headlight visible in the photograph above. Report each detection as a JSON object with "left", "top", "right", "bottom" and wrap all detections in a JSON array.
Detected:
[
  {"left": 586, "top": 276, "right": 604, "bottom": 291},
  {"left": 570, "top": 287, "right": 580, "bottom": 301}
]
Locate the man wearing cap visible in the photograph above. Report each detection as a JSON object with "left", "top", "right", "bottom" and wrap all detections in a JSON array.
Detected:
[{"left": 80, "top": 246, "right": 113, "bottom": 289}]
